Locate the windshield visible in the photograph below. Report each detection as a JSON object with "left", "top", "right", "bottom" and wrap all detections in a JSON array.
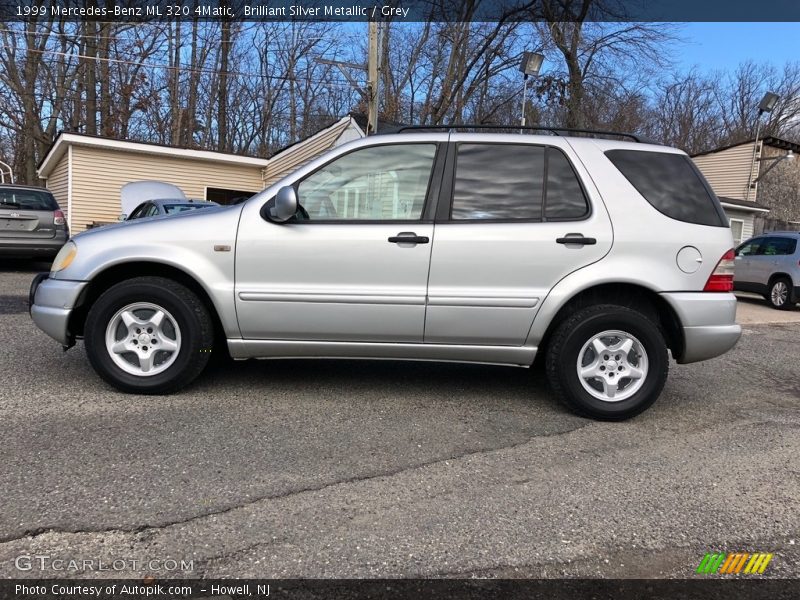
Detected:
[
  {"left": 162, "top": 203, "right": 213, "bottom": 215},
  {"left": 0, "top": 188, "right": 59, "bottom": 211}
]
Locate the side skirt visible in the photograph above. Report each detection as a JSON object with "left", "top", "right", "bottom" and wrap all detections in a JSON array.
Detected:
[{"left": 227, "top": 339, "right": 537, "bottom": 367}]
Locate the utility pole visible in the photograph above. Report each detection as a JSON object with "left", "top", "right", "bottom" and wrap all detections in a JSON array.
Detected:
[
  {"left": 367, "top": 20, "right": 380, "bottom": 135},
  {"left": 315, "top": 21, "right": 382, "bottom": 135}
]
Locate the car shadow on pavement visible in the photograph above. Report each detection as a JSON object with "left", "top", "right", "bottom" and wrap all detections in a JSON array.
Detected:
[{"left": 205, "top": 356, "right": 564, "bottom": 414}]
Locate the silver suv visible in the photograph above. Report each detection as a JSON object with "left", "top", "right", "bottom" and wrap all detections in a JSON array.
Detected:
[
  {"left": 30, "top": 130, "right": 741, "bottom": 420},
  {"left": 734, "top": 232, "right": 800, "bottom": 310}
]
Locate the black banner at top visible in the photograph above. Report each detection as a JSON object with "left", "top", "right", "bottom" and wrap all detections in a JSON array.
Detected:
[{"left": 3, "top": 0, "right": 800, "bottom": 22}]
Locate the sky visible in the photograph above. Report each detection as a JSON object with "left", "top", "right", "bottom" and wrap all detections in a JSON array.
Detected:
[{"left": 674, "top": 23, "right": 800, "bottom": 73}]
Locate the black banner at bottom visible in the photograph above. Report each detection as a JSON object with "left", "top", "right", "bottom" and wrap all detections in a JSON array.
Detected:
[{"left": 1, "top": 579, "right": 800, "bottom": 600}]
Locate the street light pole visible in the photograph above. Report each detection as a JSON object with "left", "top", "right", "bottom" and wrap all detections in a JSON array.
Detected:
[
  {"left": 520, "top": 74, "right": 529, "bottom": 129},
  {"left": 746, "top": 91, "right": 780, "bottom": 201},
  {"left": 518, "top": 51, "right": 544, "bottom": 132}
]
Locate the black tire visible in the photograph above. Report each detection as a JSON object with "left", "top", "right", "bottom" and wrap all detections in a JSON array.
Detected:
[
  {"left": 545, "top": 304, "right": 669, "bottom": 420},
  {"left": 768, "top": 277, "right": 794, "bottom": 310},
  {"left": 84, "top": 276, "right": 214, "bottom": 394}
]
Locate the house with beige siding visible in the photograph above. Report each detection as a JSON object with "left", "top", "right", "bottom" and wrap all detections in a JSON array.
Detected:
[
  {"left": 37, "top": 116, "right": 365, "bottom": 232},
  {"left": 692, "top": 136, "right": 800, "bottom": 242}
]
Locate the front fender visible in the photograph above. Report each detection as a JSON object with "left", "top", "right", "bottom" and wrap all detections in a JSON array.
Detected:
[{"left": 51, "top": 208, "right": 241, "bottom": 337}]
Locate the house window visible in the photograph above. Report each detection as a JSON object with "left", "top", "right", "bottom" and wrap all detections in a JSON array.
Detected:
[
  {"left": 206, "top": 187, "right": 257, "bottom": 205},
  {"left": 729, "top": 218, "right": 744, "bottom": 245}
]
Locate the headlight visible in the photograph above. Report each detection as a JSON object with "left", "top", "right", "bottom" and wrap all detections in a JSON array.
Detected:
[{"left": 51, "top": 241, "right": 77, "bottom": 273}]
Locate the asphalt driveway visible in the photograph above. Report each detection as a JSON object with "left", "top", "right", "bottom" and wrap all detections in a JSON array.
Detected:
[{"left": 0, "top": 263, "right": 798, "bottom": 579}]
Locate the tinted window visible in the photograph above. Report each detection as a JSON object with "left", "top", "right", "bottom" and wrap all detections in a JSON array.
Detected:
[
  {"left": 452, "top": 144, "right": 544, "bottom": 220},
  {"left": 163, "top": 203, "right": 213, "bottom": 214},
  {"left": 298, "top": 144, "right": 436, "bottom": 221},
  {"left": 128, "top": 204, "right": 148, "bottom": 219},
  {"left": 737, "top": 239, "right": 763, "bottom": 256},
  {"left": 0, "top": 188, "right": 58, "bottom": 211},
  {"left": 761, "top": 237, "right": 797, "bottom": 256},
  {"left": 605, "top": 150, "right": 725, "bottom": 227},
  {"left": 545, "top": 149, "right": 589, "bottom": 219}
]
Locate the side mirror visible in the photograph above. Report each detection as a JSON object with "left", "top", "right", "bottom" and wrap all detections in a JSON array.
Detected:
[
  {"left": 269, "top": 186, "right": 298, "bottom": 223},
  {"left": 118, "top": 214, "right": 127, "bottom": 221}
]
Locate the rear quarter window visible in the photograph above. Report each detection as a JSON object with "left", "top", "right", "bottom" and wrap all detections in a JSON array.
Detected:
[{"left": 605, "top": 149, "right": 726, "bottom": 227}]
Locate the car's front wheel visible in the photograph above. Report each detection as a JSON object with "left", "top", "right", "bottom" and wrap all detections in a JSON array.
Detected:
[
  {"left": 84, "top": 276, "right": 214, "bottom": 394},
  {"left": 768, "top": 277, "right": 794, "bottom": 310},
  {"left": 545, "top": 304, "right": 669, "bottom": 420}
]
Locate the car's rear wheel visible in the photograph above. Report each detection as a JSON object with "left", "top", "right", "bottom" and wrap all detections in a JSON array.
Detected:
[
  {"left": 768, "top": 277, "right": 794, "bottom": 310},
  {"left": 545, "top": 304, "right": 669, "bottom": 420},
  {"left": 84, "top": 276, "right": 213, "bottom": 394}
]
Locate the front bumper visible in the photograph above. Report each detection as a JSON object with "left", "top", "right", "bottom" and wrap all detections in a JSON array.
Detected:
[
  {"left": 29, "top": 274, "right": 88, "bottom": 346},
  {"left": 660, "top": 292, "right": 742, "bottom": 364}
]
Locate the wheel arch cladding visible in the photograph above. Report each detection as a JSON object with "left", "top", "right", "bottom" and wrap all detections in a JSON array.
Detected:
[
  {"left": 537, "top": 282, "right": 684, "bottom": 362},
  {"left": 68, "top": 261, "right": 227, "bottom": 350}
]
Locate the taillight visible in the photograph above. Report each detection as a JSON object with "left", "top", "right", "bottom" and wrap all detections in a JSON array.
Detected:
[
  {"left": 53, "top": 209, "right": 65, "bottom": 226},
  {"left": 704, "top": 249, "right": 735, "bottom": 292}
]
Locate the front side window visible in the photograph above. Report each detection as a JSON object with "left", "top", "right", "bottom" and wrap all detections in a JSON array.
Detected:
[
  {"left": 296, "top": 144, "right": 437, "bottom": 221},
  {"left": 737, "top": 239, "right": 762, "bottom": 256}
]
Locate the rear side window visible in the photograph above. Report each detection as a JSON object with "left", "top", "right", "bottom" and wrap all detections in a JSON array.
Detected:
[
  {"left": 761, "top": 237, "right": 797, "bottom": 256},
  {"left": 605, "top": 150, "right": 725, "bottom": 227},
  {"left": 451, "top": 144, "right": 588, "bottom": 221},
  {"left": 545, "top": 149, "right": 589, "bottom": 219},
  {"left": 0, "top": 188, "right": 58, "bottom": 211},
  {"left": 452, "top": 144, "right": 544, "bottom": 220}
]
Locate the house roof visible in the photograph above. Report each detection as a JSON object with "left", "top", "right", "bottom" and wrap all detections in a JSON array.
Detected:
[
  {"left": 38, "top": 132, "right": 270, "bottom": 179},
  {"left": 718, "top": 196, "right": 771, "bottom": 213},
  {"left": 691, "top": 135, "right": 800, "bottom": 158},
  {"left": 38, "top": 115, "right": 368, "bottom": 182},
  {"left": 261, "top": 116, "right": 365, "bottom": 186},
  {"left": 349, "top": 112, "right": 407, "bottom": 134}
]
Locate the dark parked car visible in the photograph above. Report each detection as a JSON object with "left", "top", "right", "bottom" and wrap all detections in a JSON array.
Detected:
[
  {"left": 0, "top": 185, "right": 68, "bottom": 259},
  {"left": 123, "top": 199, "right": 219, "bottom": 221},
  {"left": 734, "top": 232, "right": 800, "bottom": 310}
]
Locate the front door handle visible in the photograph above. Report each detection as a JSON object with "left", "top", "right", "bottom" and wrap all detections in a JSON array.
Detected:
[
  {"left": 556, "top": 234, "right": 596, "bottom": 246},
  {"left": 388, "top": 232, "right": 429, "bottom": 244}
]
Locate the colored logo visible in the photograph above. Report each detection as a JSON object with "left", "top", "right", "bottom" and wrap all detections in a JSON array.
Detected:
[{"left": 696, "top": 552, "right": 773, "bottom": 575}]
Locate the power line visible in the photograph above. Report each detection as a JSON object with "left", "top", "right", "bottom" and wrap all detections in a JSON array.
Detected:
[
  {"left": 0, "top": 23, "right": 365, "bottom": 45},
  {"left": 0, "top": 39, "right": 367, "bottom": 89}
]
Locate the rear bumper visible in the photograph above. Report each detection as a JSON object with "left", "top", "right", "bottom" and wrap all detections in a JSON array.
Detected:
[
  {"left": 29, "top": 275, "right": 88, "bottom": 346},
  {"left": 660, "top": 292, "right": 742, "bottom": 364},
  {"left": 0, "top": 232, "right": 67, "bottom": 258}
]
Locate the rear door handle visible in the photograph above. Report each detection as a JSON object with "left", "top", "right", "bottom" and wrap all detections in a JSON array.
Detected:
[
  {"left": 388, "top": 232, "right": 429, "bottom": 244},
  {"left": 556, "top": 235, "right": 596, "bottom": 246}
]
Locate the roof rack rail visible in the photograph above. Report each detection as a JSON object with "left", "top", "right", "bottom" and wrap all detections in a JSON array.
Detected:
[{"left": 396, "top": 124, "right": 647, "bottom": 143}]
